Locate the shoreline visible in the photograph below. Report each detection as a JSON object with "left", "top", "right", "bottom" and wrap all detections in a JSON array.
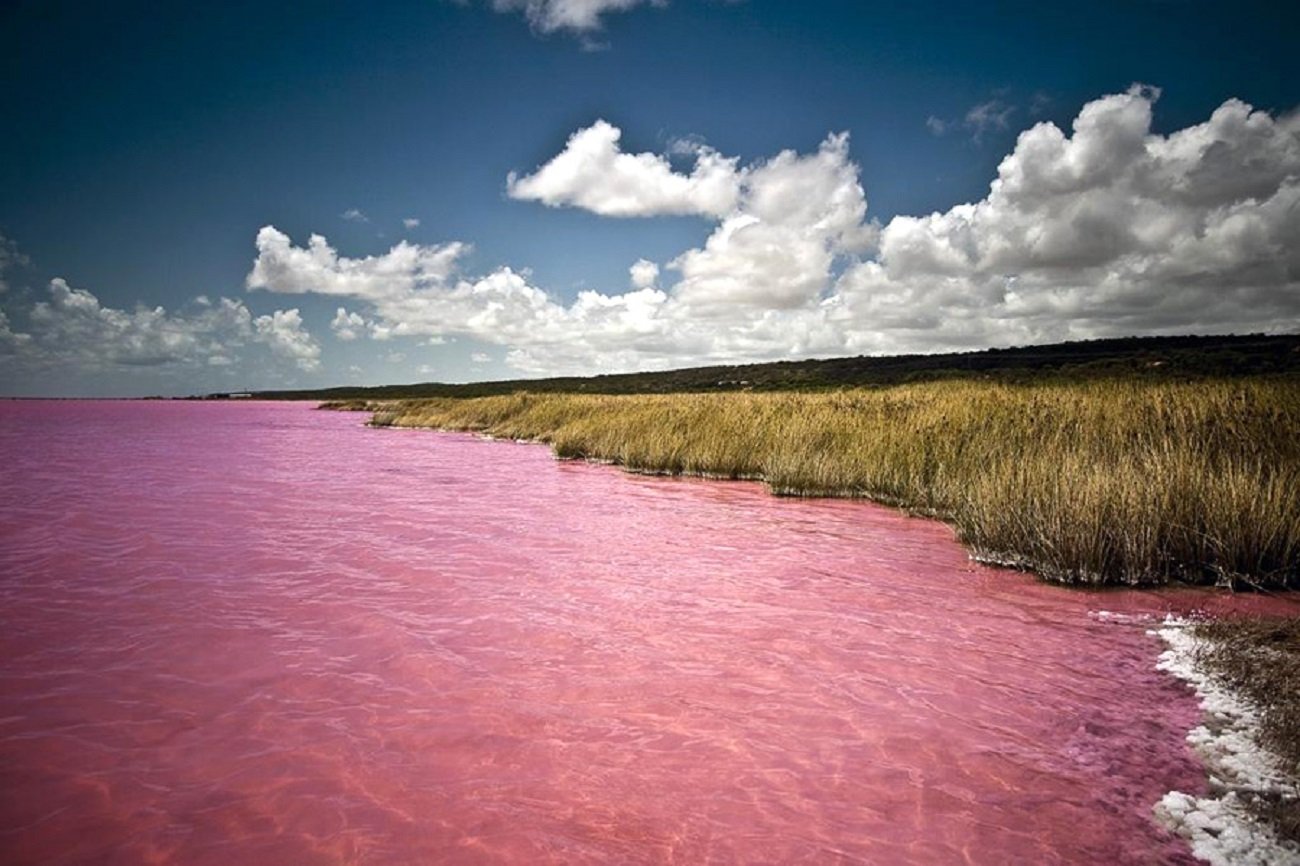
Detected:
[
  {"left": 326, "top": 390, "right": 1300, "bottom": 859},
  {"left": 326, "top": 381, "right": 1300, "bottom": 589},
  {"left": 1154, "top": 620, "right": 1300, "bottom": 864}
]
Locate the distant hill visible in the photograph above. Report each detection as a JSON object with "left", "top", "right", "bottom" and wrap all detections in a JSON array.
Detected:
[{"left": 220, "top": 333, "right": 1300, "bottom": 400}]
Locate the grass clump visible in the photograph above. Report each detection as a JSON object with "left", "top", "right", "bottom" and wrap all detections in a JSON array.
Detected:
[{"left": 342, "top": 377, "right": 1300, "bottom": 588}]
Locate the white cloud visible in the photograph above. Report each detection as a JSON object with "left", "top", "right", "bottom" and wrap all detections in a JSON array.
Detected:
[
  {"left": 402, "top": 217, "right": 421, "bottom": 229},
  {"left": 925, "top": 116, "right": 947, "bottom": 136},
  {"left": 670, "top": 131, "right": 875, "bottom": 313},
  {"left": 507, "top": 120, "right": 741, "bottom": 217},
  {"left": 255, "top": 308, "right": 321, "bottom": 371},
  {"left": 25, "top": 280, "right": 254, "bottom": 367},
  {"left": 341, "top": 208, "right": 369, "bottom": 223},
  {"left": 507, "top": 122, "right": 873, "bottom": 310},
  {"left": 471, "top": 352, "right": 492, "bottom": 363},
  {"left": 247, "top": 226, "right": 469, "bottom": 301},
  {"left": 246, "top": 87, "right": 1300, "bottom": 376},
  {"left": 244, "top": 122, "right": 873, "bottom": 369},
  {"left": 629, "top": 258, "right": 659, "bottom": 289},
  {"left": 331, "top": 307, "right": 367, "bottom": 341},
  {"left": 832, "top": 85, "right": 1300, "bottom": 352},
  {"left": 489, "top": 0, "right": 661, "bottom": 34}
]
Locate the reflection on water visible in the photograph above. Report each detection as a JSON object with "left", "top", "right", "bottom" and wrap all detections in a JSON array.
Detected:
[{"left": 1, "top": 401, "right": 1292, "bottom": 864}]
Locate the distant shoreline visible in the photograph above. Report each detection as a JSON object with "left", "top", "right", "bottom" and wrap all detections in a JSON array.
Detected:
[{"left": 256, "top": 332, "right": 1300, "bottom": 402}]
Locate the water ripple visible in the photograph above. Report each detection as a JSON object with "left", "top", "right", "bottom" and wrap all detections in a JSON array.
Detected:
[{"left": 2, "top": 400, "right": 1293, "bottom": 865}]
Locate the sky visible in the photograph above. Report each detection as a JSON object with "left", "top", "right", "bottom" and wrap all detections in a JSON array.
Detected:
[{"left": 1, "top": 0, "right": 1297, "bottom": 396}]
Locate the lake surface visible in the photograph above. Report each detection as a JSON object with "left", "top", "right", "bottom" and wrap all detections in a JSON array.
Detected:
[{"left": 1, "top": 400, "right": 1294, "bottom": 865}]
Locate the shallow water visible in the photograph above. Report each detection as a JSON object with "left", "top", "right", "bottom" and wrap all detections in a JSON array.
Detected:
[{"left": 1, "top": 400, "right": 1295, "bottom": 865}]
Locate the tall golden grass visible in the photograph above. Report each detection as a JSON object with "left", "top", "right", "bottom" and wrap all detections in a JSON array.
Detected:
[{"left": 337, "top": 377, "right": 1300, "bottom": 587}]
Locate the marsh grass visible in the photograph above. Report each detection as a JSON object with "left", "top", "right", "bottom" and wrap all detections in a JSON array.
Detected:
[{"left": 328, "top": 377, "right": 1300, "bottom": 587}]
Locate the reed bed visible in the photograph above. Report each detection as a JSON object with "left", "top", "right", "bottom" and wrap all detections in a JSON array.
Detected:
[{"left": 338, "top": 377, "right": 1300, "bottom": 588}]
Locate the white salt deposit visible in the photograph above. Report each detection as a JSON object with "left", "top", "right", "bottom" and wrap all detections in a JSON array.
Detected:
[
  {"left": 1151, "top": 618, "right": 1300, "bottom": 866},
  {"left": 1091, "top": 609, "right": 1156, "bottom": 625}
]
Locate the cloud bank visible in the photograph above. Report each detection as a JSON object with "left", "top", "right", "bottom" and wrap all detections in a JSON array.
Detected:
[
  {"left": 845, "top": 85, "right": 1300, "bottom": 349},
  {"left": 246, "top": 86, "right": 1300, "bottom": 376},
  {"left": 0, "top": 277, "right": 320, "bottom": 375}
]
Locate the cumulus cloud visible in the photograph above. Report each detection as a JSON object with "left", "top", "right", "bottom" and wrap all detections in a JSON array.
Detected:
[
  {"left": 2, "top": 278, "right": 321, "bottom": 374},
  {"left": 629, "top": 258, "right": 659, "bottom": 289},
  {"left": 248, "top": 124, "right": 876, "bottom": 372},
  {"left": 489, "top": 0, "right": 662, "bottom": 34},
  {"left": 247, "top": 86, "right": 1300, "bottom": 376},
  {"left": 331, "top": 307, "right": 367, "bottom": 341},
  {"left": 508, "top": 120, "right": 742, "bottom": 217},
  {"left": 247, "top": 227, "right": 468, "bottom": 301},
  {"left": 403, "top": 217, "right": 421, "bottom": 229},
  {"left": 331, "top": 306, "right": 402, "bottom": 342},
  {"left": 25, "top": 280, "right": 254, "bottom": 367},
  {"left": 669, "top": 131, "right": 875, "bottom": 313},
  {"left": 833, "top": 85, "right": 1300, "bottom": 351},
  {"left": 254, "top": 308, "right": 321, "bottom": 370},
  {"left": 507, "top": 121, "right": 873, "bottom": 311},
  {"left": 341, "top": 208, "right": 369, "bottom": 223}
]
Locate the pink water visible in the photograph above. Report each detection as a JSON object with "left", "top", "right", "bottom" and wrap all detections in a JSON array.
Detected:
[{"left": 1, "top": 401, "right": 1295, "bottom": 864}]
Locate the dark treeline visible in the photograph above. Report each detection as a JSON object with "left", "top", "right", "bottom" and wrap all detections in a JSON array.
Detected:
[{"left": 216, "top": 334, "right": 1300, "bottom": 401}]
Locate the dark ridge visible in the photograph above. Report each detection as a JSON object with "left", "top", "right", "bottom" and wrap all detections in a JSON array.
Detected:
[{"left": 208, "top": 333, "right": 1300, "bottom": 400}]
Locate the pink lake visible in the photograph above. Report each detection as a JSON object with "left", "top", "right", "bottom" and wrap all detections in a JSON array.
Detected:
[{"left": 1, "top": 400, "right": 1295, "bottom": 865}]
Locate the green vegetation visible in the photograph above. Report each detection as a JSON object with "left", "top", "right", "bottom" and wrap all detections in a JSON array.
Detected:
[
  {"left": 1193, "top": 617, "right": 1300, "bottom": 843},
  {"left": 329, "top": 376, "right": 1300, "bottom": 588}
]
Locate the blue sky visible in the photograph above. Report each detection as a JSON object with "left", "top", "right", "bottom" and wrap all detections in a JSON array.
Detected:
[{"left": 1, "top": 0, "right": 1297, "bottom": 395}]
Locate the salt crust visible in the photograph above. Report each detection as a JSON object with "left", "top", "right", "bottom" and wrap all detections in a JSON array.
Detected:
[
  {"left": 1091, "top": 609, "right": 1156, "bottom": 625},
  {"left": 1150, "top": 617, "right": 1300, "bottom": 866}
]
